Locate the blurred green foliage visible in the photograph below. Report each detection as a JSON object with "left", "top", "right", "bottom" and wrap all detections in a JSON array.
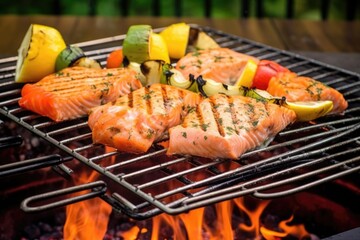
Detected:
[{"left": 0, "top": 0, "right": 358, "bottom": 20}]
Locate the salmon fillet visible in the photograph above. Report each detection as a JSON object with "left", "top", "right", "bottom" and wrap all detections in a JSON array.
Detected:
[
  {"left": 19, "top": 66, "right": 142, "bottom": 122},
  {"left": 88, "top": 83, "right": 203, "bottom": 154},
  {"left": 175, "top": 48, "right": 259, "bottom": 85},
  {"left": 267, "top": 72, "right": 348, "bottom": 114},
  {"left": 167, "top": 94, "right": 297, "bottom": 160}
]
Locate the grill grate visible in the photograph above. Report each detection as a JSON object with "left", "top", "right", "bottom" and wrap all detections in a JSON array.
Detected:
[{"left": 1, "top": 25, "right": 360, "bottom": 219}]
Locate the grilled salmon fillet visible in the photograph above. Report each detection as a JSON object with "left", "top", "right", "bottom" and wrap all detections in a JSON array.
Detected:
[
  {"left": 19, "top": 66, "right": 142, "bottom": 122},
  {"left": 88, "top": 83, "right": 203, "bottom": 154},
  {"left": 267, "top": 72, "right": 348, "bottom": 114},
  {"left": 175, "top": 48, "right": 259, "bottom": 85},
  {"left": 167, "top": 94, "right": 297, "bottom": 160}
]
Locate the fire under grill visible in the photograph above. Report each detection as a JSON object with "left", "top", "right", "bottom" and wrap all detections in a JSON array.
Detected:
[{"left": 1, "top": 25, "right": 360, "bottom": 220}]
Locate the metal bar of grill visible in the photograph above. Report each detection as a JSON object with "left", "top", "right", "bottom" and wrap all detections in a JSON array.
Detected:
[{"left": 0, "top": 25, "right": 359, "bottom": 219}]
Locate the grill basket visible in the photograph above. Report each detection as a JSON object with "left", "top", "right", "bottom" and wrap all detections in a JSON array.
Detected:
[{"left": 0, "top": 25, "right": 359, "bottom": 219}]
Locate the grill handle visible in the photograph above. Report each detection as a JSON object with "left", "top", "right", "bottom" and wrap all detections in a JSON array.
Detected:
[
  {"left": 20, "top": 180, "right": 107, "bottom": 213},
  {"left": 0, "top": 154, "right": 70, "bottom": 178},
  {"left": 0, "top": 135, "right": 23, "bottom": 150}
]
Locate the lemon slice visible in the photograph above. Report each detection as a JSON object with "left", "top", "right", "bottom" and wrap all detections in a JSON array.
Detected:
[
  {"left": 284, "top": 100, "right": 333, "bottom": 121},
  {"left": 15, "top": 24, "right": 66, "bottom": 83},
  {"left": 234, "top": 59, "right": 258, "bottom": 88},
  {"left": 160, "top": 22, "right": 190, "bottom": 59},
  {"left": 149, "top": 33, "right": 170, "bottom": 63}
]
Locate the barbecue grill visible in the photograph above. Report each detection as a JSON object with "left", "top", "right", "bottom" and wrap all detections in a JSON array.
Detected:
[{"left": 1, "top": 25, "right": 359, "bottom": 222}]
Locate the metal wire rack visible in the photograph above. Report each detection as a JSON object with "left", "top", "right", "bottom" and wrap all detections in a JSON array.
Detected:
[{"left": 0, "top": 25, "right": 360, "bottom": 220}]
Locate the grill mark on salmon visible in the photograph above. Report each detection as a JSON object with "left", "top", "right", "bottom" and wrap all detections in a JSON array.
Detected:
[
  {"left": 267, "top": 72, "right": 348, "bottom": 114},
  {"left": 88, "top": 84, "right": 203, "bottom": 154},
  {"left": 175, "top": 48, "right": 259, "bottom": 85},
  {"left": 167, "top": 94, "right": 296, "bottom": 160},
  {"left": 19, "top": 66, "right": 143, "bottom": 122}
]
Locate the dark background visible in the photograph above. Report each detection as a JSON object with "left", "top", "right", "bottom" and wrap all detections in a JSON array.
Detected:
[{"left": 0, "top": 0, "right": 359, "bottom": 20}]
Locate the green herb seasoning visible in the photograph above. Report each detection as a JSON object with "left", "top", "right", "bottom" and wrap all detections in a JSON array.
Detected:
[
  {"left": 108, "top": 127, "right": 121, "bottom": 134},
  {"left": 201, "top": 123, "right": 210, "bottom": 131},
  {"left": 55, "top": 71, "right": 64, "bottom": 77},
  {"left": 146, "top": 129, "right": 155, "bottom": 139}
]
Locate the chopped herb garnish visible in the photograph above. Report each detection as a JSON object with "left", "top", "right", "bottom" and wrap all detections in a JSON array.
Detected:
[
  {"left": 55, "top": 71, "right": 64, "bottom": 77},
  {"left": 226, "top": 126, "right": 235, "bottom": 133},
  {"left": 142, "top": 93, "right": 151, "bottom": 100},
  {"left": 218, "top": 118, "right": 223, "bottom": 125},
  {"left": 192, "top": 51, "right": 200, "bottom": 57},
  {"left": 214, "top": 56, "right": 224, "bottom": 62},
  {"left": 108, "top": 127, "right": 121, "bottom": 134},
  {"left": 201, "top": 123, "right": 210, "bottom": 131},
  {"left": 146, "top": 129, "right": 155, "bottom": 139}
]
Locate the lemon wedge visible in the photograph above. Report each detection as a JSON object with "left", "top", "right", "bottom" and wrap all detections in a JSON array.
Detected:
[
  {"left": 284, "top": 100, "right": 333, "bottom": 121},
  {"left": 160, "top": 22, "right": 190, "bottom": 59},
  {"left": 234, "top": 59, "right": 258, "bottom": 88},
  {"left": 15, "top": 24, "right": 66, "bottom": 83},
  {"left": 149, "top": 33, "right": 170, "bottom": 63}
]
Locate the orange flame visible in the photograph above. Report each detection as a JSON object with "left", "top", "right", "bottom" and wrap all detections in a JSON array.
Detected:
[
  {"left": 260, "top": 214, "right": 310, "bottom": 240},
  {"left": 235, "top": 197, "right": 271, "bottom": 238},
  {"left": 62, "top": 145, "right": 310, "bottom": 239},
  {"left": 63, "top": 147, "right": 115, "bottom": 240},
  {"left": 149, "top": 197, "right": 310, "bottom": 239}
]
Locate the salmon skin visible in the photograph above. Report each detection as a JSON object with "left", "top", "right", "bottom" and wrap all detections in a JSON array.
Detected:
[
  {"left": 19, "top": 66, "right": 143, "bottom": 122},
  {"left": 267, "top": 72, "right": 348, "bottom": 114},
  {"left": 88, "top": 83, "right": 203, "bottom": 154},
  {"left": 175, "top": 48, "right": 259, "bottom": 85},
  {"left": 167, "top": 94, "right": 297, "bottom": 160}
]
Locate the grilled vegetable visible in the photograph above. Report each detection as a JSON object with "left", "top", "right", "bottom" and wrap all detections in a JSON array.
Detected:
[
  {"left": 161, "top": 64, "right": 197, "bottom": 91},
  {"left": 106, "top": 49, "right": 124, "bottom": 68},
  {"left": 123, "top": 25, "right": 152, "bottom": 63},
  {"left": 72, "top": 57, "right": 101, "bottom": 69},
  {"left": 127, "top": 61, "right": 147, "bottom": 86},
  {"left": 160, "top": 23, "right": 220, "bottom": 59},
  {"left": 55, "top": 45, "right": 85, "bottom": 71},
  {"left": 140, "top": 60, "right": 165, "bottom": 86},
  {"left": 138, "top": 60, "right": 196, "bottom": 90},
  {"left": 122, "top": 25, "right": 170, "bottom": 64},
  {"left": 252, "top": 60, "right": 290, "bottom": 90},
  {"left": 56, "top": 45, "right": 101, "bottom": 71},
  {"left": 187, "top": 26, "right": 220, "bottom": 51},
  {"left": 196, "top": 76, "right": 245, "bottom": 97},
  {"left": 245, "top": 88, "right": 285, "bottom": 105}
]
